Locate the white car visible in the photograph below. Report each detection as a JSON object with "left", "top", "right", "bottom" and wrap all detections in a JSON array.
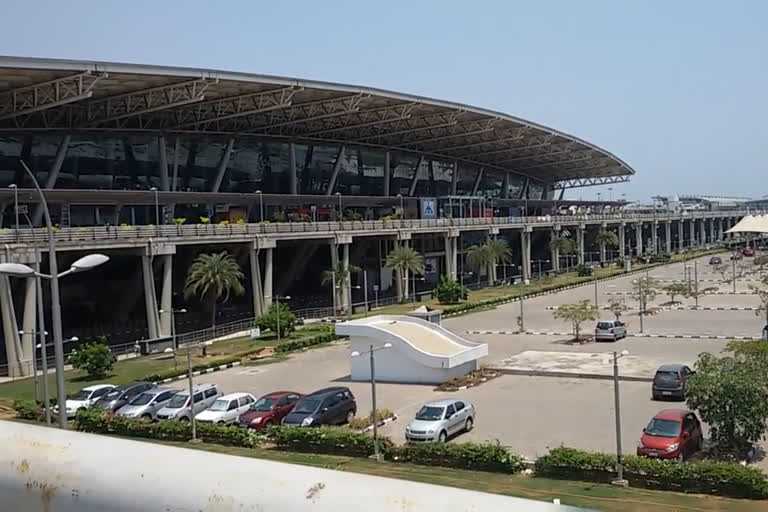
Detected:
[
  {"left": 58, "top": 384, "right": 115, "bottom": 418},
  {"left": 194, "top": 392, "right": 256, "bottom": 424}
]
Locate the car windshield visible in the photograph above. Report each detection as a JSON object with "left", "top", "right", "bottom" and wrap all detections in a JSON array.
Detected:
[
  {"left": 292, "top": 399, "right": 320, "bottom": 414},
  {"left": 70, "top": 390, "right": 92, "bottom": 401},
  {"left": 415, "top": 406, "right": 445, "bottom": 421},
  {"left": 654, "top": 371, "right": 679, "bottom": 384},
  {"left": 250, "top": 397, "right": 276, "bottom": 412},
  {"left": 208, "top": 399, "right": 230, "bottom": 412},
  {"left": 128, "top": 392, "right": 154, "bottom": 406},
  {"left": 102, "top": 389, "right": 123, "bottom": 401},
  {"left": 166, "top": 394, "right": 188, "bottom": 409},
  {"left": 597, "top": 322, "right": 613, "bottom": 330},
  {"left": 645, "top": 418, "right": 681, "bottom": 438}
]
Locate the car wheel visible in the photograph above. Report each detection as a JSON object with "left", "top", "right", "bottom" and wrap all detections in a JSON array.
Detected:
[
  {"left": 263, "top": 420, "right": 273, "bottom": 429},
  {"left": 613, "top": 334, "right": 617, "bottom": 342},
  {"left": 438, "top": 430, "right": 448, "bottom": 443},
  {"left": 345, "top": 410, "right": 355, "bottom": 424},
  {"left": 464, "top": 417, "right": 473, "bottom": 432},
  {"left": 179, "top": 416, "right": 189, "bottom": 422},
  {"left": 141, "top": 414, "right": 152, "bottom": 422}
]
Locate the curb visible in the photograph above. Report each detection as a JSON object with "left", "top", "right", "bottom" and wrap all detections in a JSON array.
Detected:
[
  {"left": 361, "top": 414, "right": 398, "bottom": 433},
  {"left": 464, "top": 330, "right": 759, "bottom": 340},
  {"left": 154, "top": 361, "right": 242, "bottom": 385},
  {"left": 661, "top": 306, "right": 758, "bottom": 311},
  {"left": 489, "top": 367, "right": 654, "bottom": 383}
]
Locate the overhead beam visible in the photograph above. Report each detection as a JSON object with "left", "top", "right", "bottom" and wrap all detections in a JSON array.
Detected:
[
  {"left": 325, "top": 146, "right": 346, "bottom": 195},
  {"left": 353, "top": 119, "right": 458, "bottom": 142},
  {"left": 0, "top": 72, "right": 104, "bottom": 121},
  {"left": 511, "top": 154, "right": 594, "bottom": 172},
  {"left": 398, "top": 127, "right": 496, "bottom": 148},
  {"left": 408, "top": 156, "right": 425, "bottom": 197},
  {"left": 494, "top": 146, "right": 580, "bottom": 165}
]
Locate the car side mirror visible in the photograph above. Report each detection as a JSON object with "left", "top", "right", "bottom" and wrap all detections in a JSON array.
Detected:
[
  {"left": 322, "top": 407, "right": 329, "bottom": 412},
  {"left": 642, "top": 428, "right": 646, "bottom": 433}
]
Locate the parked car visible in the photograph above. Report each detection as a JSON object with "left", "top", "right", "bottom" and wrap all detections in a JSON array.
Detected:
[
  {"left": 156, "top": 383, "right": 222, "bottom": 421},
  {"left": 282, "top": 387, "right": 357, "bottom": 427},
  {"left": 195, "top": 392, "right": 256, "bottom": 424},
  {"left": 594, "top": 319, "right": 627, "bottom": 342},
  {"left": 636, "top": 409, "right": 703, "bottom": 460},
  {"left": 731, "top": 252, "right": 743, "bottom": 261},
  {"left": 57, "top": 384, "right": 115, "bottom": 418},
  {"left": 238, "top": 391, "right": 303, "bottom": 430},
  {"left": 652, "top": 363, "right": 694, "bottom": 400},
  {"left": 743, "top": 248, "right": 755, "bottom": 257},
  {"left": 708, "top": 256, "right": 722, "bottom": 265},
  {"left": 94, "top": 382, "right": 155, "bottom": 412},
  {"left": 405, "top": 399, "right": 475, "bottom": 443},
  {"left": 116, "top": 387, "right": 180, "bottom": 421}
]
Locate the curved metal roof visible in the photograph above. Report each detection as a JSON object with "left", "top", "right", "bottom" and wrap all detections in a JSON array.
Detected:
[{"left": 0, "top": 56, "right": 634, "bottom": 188}]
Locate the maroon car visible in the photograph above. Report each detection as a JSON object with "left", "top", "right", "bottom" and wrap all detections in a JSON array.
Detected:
[{"left": 237, "top": 391, "right": 303, "bottom": 430}]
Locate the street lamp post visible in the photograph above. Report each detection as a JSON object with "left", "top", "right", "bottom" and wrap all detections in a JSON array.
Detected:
[
  {"left": 594, "top": 274, "right": 599, "bottom": 309},
  {"left": 150, "top": 187, "right": 160, "bottom": 232},
  {"left": 362, "top": 270, "right": 369, "bottom": 317},
  {"left": 255, "top": 190, "right": 264, "bottom": 223},
  {"left": 8, "top": 184, "right": 19, "bottom": 242},
  {"left": 732, "top": 252, "right": 737, "bottom": 293},
  {"left": 336, "top": 192, "right": 342, "bottom": 221},
  {"left": 396, "top": 194, "right": 404, "bottom": 219},
  {"left": 177, "top": 340, "right": 212, "bottom": 442},
  {"left": 17, "top": 328, "right": 46, "bottom": 402},
  {"left": 350, "top": 342, "right": 392, "bottom": 461},
  {"left": 612, "top": 349, "right": 630, "bottom": 486},
  {"left": 519, "top": 278, "right": 525, "bottom": 332}
]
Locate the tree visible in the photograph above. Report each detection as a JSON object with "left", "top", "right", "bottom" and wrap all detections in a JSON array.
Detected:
[
  {"left": 256, "top": 302, "right": 298, "bottom": 338},
  {"left": 466, "top": 244, "right": 492, "bottom": 285},
  {"left": 486, "top": 239, "right": 513, "bottom": 284},
  {"left": 434, "top": 276, "right": 469, "bottom": 304},
  {"left": 595, "top": 229, "right": 619, "bottom": 263},
  {"left": 466, "top": 239, "right": 512, "bottom": 286},
  {"left": 607, "top": 298, "right": 629, "bottom": 321},
  {"left": 748, "top": 275, "right": 768, "bottom": 325},
  {"left": 321, "top": 262, "right": 361, "bottom": 313},
  {"left": 662, "top": 281, "right": 689, "bottom": 305},
  {"left": 631, "top": 276, "right": 658, "bottom": 313},
  {"left": 68, "top": 340, "right": 115, "bottom": 379},
  {"left": 685, "top": 351, "right": 768, "bottom": 458},
  {"left": 552, "top": 300, "right": 599, "bottom": 342},
  {"left": 549, "top": 236, "right": 576, "bottom": 269},
  {"left": 385, "top": 246, "right": 425, "bottom": 302},
  {"left": 183, "top": 251, "right": 245, "bottom": 329}
]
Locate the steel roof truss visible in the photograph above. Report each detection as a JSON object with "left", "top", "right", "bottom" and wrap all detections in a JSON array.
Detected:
[{"left": 0, "top": 72, "right": 104, "bottom": 122}]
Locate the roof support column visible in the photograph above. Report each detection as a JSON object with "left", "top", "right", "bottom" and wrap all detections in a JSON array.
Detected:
[
  {"left": 0, "top": 275, "right": 23, "bottom": 377},
  {"left": 635, "top": 223, "right": 643, "bottom": 256},
  {"left": 141, "top": 255, "right": 160, "bottom": 340},
  {"left": 451, "top": 161, "right": 459, "bottom": 196},
  {"left": 618, "top": 223, "right": 626, "bottom": 258},
  {"left": 471, "top": 167, "right": 484, "bottom": 196},
  {"left": 665, "top": 221, "right": 672, "bottom": 253},
  {"left": 577, "top": 225, "right": 585, "bottom": 265},
  {"left": 32, "top": 134, "right": 70, "bottom": 226},
  {"left": 288, "top": 142, "right": 298, "bottom": 195},
  {"left": 501, "top": 172, "right": 510, "bottom": 199},
  {"left": 158, "top": 136, "right": 170, "bottom": 192},
  {"left": 383, "top": 151, "right": 391, "bottom": 196},
  {"left": 211, "top": 138, "right": 235, "bottom": 193},
  {"left": 325, "top": 145, "right": 346, "bottom": 195},
  {"left": 408, "top": 156, "right": 425, "bottom": 197},
  {"left": 250, "top": 249, "right": 263, "bottom": 317}
]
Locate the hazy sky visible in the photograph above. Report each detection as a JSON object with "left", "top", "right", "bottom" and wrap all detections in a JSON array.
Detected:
[{"left": 1, "top": 0, "right": 765, "bottom": 201}]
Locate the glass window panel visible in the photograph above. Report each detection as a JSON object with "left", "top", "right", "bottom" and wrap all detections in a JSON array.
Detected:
[
  {"left": 508, "top": 175, "right": 524, "bottom": 198},
  {"left": 477, "top": 170, "right": 504, "bottom": 198},
  {"left": 0, "top": 136, "right": 23, "bottom": 188},
  {"left": 390, "top": 153, "right": 417, "bottom": 196},
  {"left": 528, "top": 182, "right": 544, "bottom": 200},
  {"left": 456, "top": 164, "right": 479, "bottom": 195}
]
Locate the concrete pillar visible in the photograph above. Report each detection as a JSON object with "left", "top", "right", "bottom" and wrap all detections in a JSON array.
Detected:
[
  {"left": 688, "top": 219, "right": 695, "bottom": 247},
  {"left": 20, "top": 277, "right": 36, "bottom": 375},
  {"left": 0, "top": 275, "right": 22, "bottom": 377},
  {"left": 141, "top": 255, "right": 160, "bottom": 340},
  {"left": 249, "top": 249, "right": 263, "bottom": 317},
  {"left": 718, "top": 218, "right": 724, "bottom": 240},
  {"left": 521, "top": 230, "right": 532, "bottom": 283},
  {"left": 618, "top": 223, "right": 626, "bottom": 258},
  {"left": 550, "top": 229, "right": 560, "bottom": 272},
  {"left": 158, "top": 254, "right": 173, "bottom": 336},
  {"left": 444, "top": 234, "right": 458, "bottom": 278},
  {"left": 634, "top": 223, "right": 643, "bottom": 256},
  {"left": 288, "top": 142, "right": 297, "bottom": 195},
  {"left": 709, "top": 219, "right": 715, "bottom": 244},
  {"left": 677, "top": 220, "right": 684, "bottom": 251},
  {"left": 383, "top": 152, "right": 391, "bottom": 196},
  {"left": 342, "top": 243, "right": 350, "bottom": 312},
  {"left": 263, "top": 248, "right": 274, "bottom": 310},
  {"left": 665, "top": 221, "right": 672, "bottom": 253},
  {"left": 699, "top": 219, "right": 706, "bottom": 246},
  {"left": 577, "top": 226, "right": 585, "bottom": 265}
]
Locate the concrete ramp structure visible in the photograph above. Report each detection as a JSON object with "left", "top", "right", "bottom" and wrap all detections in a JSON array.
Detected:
[{"left": 336, "top": 315, "right": 488, "bottom": 384}]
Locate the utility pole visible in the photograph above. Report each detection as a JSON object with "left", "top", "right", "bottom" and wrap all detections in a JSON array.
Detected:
[{"left": 612, "top": 350, "right": 629, "bottom": 486}]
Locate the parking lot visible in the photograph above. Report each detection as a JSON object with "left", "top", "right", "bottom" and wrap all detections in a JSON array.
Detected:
[{"left": 194, "top": 252, "right": 767, "bottom": 467}]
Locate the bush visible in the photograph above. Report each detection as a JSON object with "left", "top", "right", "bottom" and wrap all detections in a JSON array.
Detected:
[
  {"left": 575, "top": 264, "right": 594, "bottom": 277},
  {"left": 348, "top": 408, "right": 394, "bottom": 430},
  {"left": 68, "top": 339, "right": 116, "bottom": 379},
  {"left": 256, "top": 303, "right": 298, "bottom": 338},
  {"left": 13, "top": 400, "right": 43, "bottom": 421},
  {"left": 274, "top": 333, "right": 338, "bottom": 353},
  {"left": 391, "top": 440, "right": 524, "bottom": 474},
  {"left": 534, "top": 446, "right": 768, "bottom": 499},
  {"left": 434, "top": 276, "right": 469, "bottom": 304},
  {"left": 141, "top": 354, "right": 244, "bottom": 382},
  {"left": 650, "top": 252, "right": 672, "bottom": 263},
  {"left": 75, "top": 409, "right": 259, "bottom": 448},
  {"left": 266, "top": 425, "right": 393, "bottom": 457}
]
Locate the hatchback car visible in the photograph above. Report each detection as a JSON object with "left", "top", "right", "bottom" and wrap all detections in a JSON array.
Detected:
[
  {"left": 238, "top": 391, "right": 303, "bottom": 430},
  {"left": 116, "top": 387, "right": 180, "bottom": 421},
  {"left": 195, "top": 392, "right": 256, "bottom": 424},
  {"left": 57, "top": 384, "right": 115, "bottom": 418},
  {"left": 637, "top": 409, "right": 703, "bottom": 460},
  {"left": 594, "top": 320, "right": 627, "bottom": 341},
  {"left": 652, "top": 363, "right": 694, "bottom": 400},
  {"left": 731, "top": 252, "right": 743, "bottom": 261},
  {"left": 743, "top": 248, "right": 755, "bottom": 257},
  {"left": 282, "top": 387, "right": 357, "bottom": 427},
  {"left": 156, "top": 383, "right": 222, "bottom": 422},
  {"left": 708, "top": 256, "right": 722, "bottom": 265},
  {"left": 405, "top": 399, "right": 475, "bottom": 443},
  {"left": 94, "top": 382, "right": 155, "bottom": 412}
]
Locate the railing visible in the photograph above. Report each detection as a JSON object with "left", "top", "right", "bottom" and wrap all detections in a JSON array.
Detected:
[{"left": 1, "top": 210, "right": 747, "bottom": 247}]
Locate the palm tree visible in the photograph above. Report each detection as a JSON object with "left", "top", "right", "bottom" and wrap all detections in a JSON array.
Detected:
[
  {"left": 549, "top": 236, "right": 576, "bottom": 270},
  {"left": 468, "top": 240, "right": 512, "bottom": 286},
  {"left": 595, "top": 229, "right": 619, "bottom": 263},
  {"left": 321, "top": 262, "right": 362, "bottom": 313},
  {"left": 183, "top": 251, "right": 245, "bottom": 329},
  {"left": 385, "top": 246, "right": 425, "bottom": 302},
  {"left": 486, "top": 239, "right": 513, "bottom": 284}
]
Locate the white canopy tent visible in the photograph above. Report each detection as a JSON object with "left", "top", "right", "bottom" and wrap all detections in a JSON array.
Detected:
[{"left": 725, "top": 214, "right": 768, "bottom": 234}]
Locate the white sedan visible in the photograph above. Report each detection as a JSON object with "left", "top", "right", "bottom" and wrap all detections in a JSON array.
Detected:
[
  {"left": 194, "top": 392, "right": 256, "bottom": 424},
  {"left": 57, "top": 384, "right": 115, "bottom": 418}
]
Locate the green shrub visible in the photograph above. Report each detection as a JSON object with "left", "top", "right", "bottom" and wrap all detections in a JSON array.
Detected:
[
  {"left": 274, "top": 333, "right": 338, "bottom": 353},
  {"left": 434, "top": 276, "right": 469, "bottom": 304},
  {"left": 534, "top": 446, "right": 768, "bottom": 499},
  {"left": 390, "top": 440, "right": 523, "bottom": 474},
  {"left": 256, "top": 302, "right": 298, "bottom": 337},
  {"left": 575, "top": 264, "right": 594, "bottom": 277},
  {"left": 650, "top": 253, "right": 672, "bottom": 263},
  {"left": 13, "top": 400, "right": 43, "bottom": 421},
  {"left": 266, "top": 425, "right": 393, "bottom": 457},
  {"left": 68, "top": 339, "right": 116, "bottom": 379}
]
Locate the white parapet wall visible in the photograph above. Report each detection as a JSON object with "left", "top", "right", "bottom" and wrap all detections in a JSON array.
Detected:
[{"left": 336, "top": 315, "right": 488, "bottom": 384}]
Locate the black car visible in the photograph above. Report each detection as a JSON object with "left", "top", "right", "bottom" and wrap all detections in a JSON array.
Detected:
[
  {"left": 95, "top": 382, "right": 155, "bottom": 412},
  {"left": 709, "top": 256, "right": 722, "bottom": 265},
  {"left": 282, "top": 387, "right": 356, "bottom": 427},
  {"left": 652, "top": 364, "right": 694, "bottom": 400}
]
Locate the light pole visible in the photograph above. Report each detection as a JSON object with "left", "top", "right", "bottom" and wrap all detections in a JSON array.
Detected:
[
  {"left": 406, "top": 275, "right": 426, "bottom": 304},
  {"left": 350, "top": 342, "right": 392, "bottom": 461},
  {"left": 273, "top": 295, "right": 291, "bottom": 342},
  {"left": 336, "top": 192, "right": 342, "bottom": 221},
  {"left": 255, "top": 190, "right": 264, "bottom": 223},
  {"left": 397, "top": 194, "right": 404, "bottom": 219},
  {"left": 8, "top": 184, "right": 19, "bottom": 242},
  {"left": 612, "top": 349, "right": 630, "bottom": 486},
  {"left": 608, "top": 187, "right": 613, "bottom": 202},
  {"left": 519, "top": 278, "right": 525, "bottom": 332},
  {"left": 693, "top": 260, "right": 699, "bottom": 307},
  {"left": 17, "top": 328, "right": 47, "bottom": 402},
  {"left": 177, "top": 340, "right": 212, "bottom": 442},
  {"left": 330, "top": 270, "right": 338, "bottom": 322},
  {"left": 160, "top": 308, "right": 187, "bottom": 370},
  {"left": 732, "top": 252, "right": 737, "bottom": 293},
  {"left": 362, "top": 270, "right": 369, "bottom": 317},
  {"left": 594, "top": 273, "right": 599, "bottom": 309},
  {"left": 149, "top": 186, "right": 160, "bottom": 229}
]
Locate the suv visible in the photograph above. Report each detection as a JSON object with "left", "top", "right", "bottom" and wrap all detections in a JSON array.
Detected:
[
  {"left": 116, "top": 387, "right": 180, "bottom": 421},
  {"left": 156, "top": 383, "right": 222, "bottom": 421},
  {"left": 652, "top": 364, "right": 694, "bottom": 400},
  {"left": 94, "top": 382, "right": 155, "bottom": 412},
  {"left": 282, "top": 387, "right": 356, "bottom": 427},
  {"left": 594, "top": 320, "right": 627, "bottom": 341}
]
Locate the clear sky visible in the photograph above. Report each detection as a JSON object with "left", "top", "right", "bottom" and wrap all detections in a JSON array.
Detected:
[{"left": 1, "top": 0, "right": 765, "bottom": 201}]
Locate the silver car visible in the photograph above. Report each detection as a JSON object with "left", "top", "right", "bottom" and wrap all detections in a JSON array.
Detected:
[
  {"left": 405, "top": 398, "right": 475, "bottom": 443},
  {"left": 156, "top": 383, "right": 222, "bottom": 422},
  {"left": 594, "top": 319, "right": 627, "bottom": 341},
  {"left": 117, "top": 387, "right": 180, "bottom": 421}
]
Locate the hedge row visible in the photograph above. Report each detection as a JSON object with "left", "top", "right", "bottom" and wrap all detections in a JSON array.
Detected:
[
  {"left": 267, "top": 424, "right": 391, "bottom": 457},
  {"left": 273, "top": 333, "right": 339, "bottom": 353},
  {"left": 392, "top": 440, "right": 524, "bottom": 473},
  {"left": 535, "top": 446, "right": 768, "bottom": 499}
]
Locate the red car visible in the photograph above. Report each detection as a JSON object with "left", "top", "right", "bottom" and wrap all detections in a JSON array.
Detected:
[
  {"left": 743, "top": 249, "right": 755, "bottom": 257},
  {"left": 636, "top": 409, "right": 703, "bottom": 461},
  {"left": 237, "top": 391, "right": 303, "bottom": 430}
]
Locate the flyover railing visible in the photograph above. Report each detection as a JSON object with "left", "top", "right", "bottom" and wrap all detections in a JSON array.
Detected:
[{"left": 0, "top": 210, "right": 747, "bottom": 246}]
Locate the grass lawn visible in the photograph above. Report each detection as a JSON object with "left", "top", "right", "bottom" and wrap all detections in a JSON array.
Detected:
[
  {"left": 161, "top": 440, "right": 764, "bottom": 512},
  {"left": 0, "top": 326, "right": 330, "bottom": 403}
]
